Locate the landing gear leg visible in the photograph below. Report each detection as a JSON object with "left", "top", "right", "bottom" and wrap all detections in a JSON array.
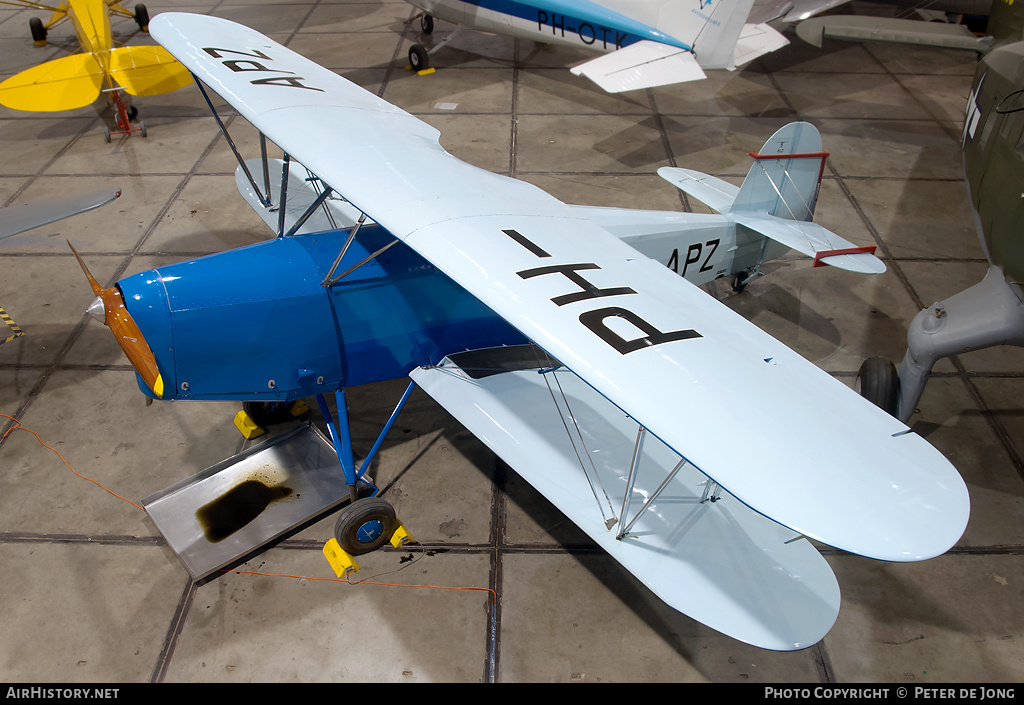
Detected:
[
  {"left": 408, "top": 26, "right": 462, "bottom": 72},
  {"left": 315, "top": 381, "right": 416, "bottom": 503},
  {"left": 317, "top": 384, "right": 417, "bottom": 575},
  {"left": 732, "top": 266, "right": 762, "bottom": 293}
]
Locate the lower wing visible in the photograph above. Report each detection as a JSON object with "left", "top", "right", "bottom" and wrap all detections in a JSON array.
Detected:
[{"left": 412, "top": 348, "right": 841, "bottom": 652}]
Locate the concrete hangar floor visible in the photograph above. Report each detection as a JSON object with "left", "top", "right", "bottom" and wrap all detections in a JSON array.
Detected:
[{"left": 0, "top": 0, "right": 1022, "bottom": 684}]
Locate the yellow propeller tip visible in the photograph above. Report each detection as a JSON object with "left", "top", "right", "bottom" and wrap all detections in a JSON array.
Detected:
[{"left": 153, "top": 374, "right": 164, "bottom": 399}]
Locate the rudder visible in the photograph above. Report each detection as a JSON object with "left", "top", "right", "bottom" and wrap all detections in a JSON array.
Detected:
[{"left": 729, "top": 122, "right": 828, "bottom": 221}]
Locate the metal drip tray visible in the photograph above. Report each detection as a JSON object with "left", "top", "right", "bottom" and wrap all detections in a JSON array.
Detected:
[{"left": 143, "top": 422, "right": 350, "bottom": 580}]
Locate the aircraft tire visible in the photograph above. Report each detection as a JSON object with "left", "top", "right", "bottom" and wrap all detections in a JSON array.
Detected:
[
  {"left": 855, "top": 357, "right": 899, "bottom": 418},
  {"left": 334, "top": 497, "right": 397, "bottom": 555},
  {"left": 29, "top": 17, "right": 46, "bottom": 44},
  {"left": 421, "top": 14, "right": 434, "bottom": 34},
  {"left": 134, "top": 4, "right": 150, "bottom": 31},
  {"left": 409, "top": 44, "right": 429, "bottom": 72}
]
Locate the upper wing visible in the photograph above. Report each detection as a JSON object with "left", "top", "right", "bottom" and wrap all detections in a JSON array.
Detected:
[{"left": 150, "top": 13, "right": 969, "bottom": 563}]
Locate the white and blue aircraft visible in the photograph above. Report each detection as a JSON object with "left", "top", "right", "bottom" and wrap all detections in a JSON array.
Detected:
[
  {"left": 403, "top": 0, "right": 789, "bottom": 92},
  {"left": 83, "top": 13, "right": 972, "bottom": 652}
]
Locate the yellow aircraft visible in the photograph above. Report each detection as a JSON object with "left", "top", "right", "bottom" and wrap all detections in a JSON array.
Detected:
[{"left": 0, "top": 0, "right": 192, "bottom": 140}]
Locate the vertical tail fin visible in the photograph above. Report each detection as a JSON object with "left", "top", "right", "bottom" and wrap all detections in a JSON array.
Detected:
[
  {"left": 688, "top": 0, "right": 758, "bottom": 68},
  {"left": 729, "top": 121, "right": 827, "bottom": 221},
  {"left": 644, "top": 0, "right": 787, "bottom": 69}
]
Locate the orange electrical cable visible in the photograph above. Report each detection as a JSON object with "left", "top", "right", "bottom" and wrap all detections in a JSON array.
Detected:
[
  {"left": 227, "top": 568, "right": 498, "bottom": 604},
  {"left": 1, "top": 412, "right": 496, "bottom": 602},
  {"left": 1, "top": 413, "right": 144, "bottom": 511}
]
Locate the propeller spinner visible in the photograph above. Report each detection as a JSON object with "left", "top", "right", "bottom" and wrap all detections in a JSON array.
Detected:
[{"left": 68, "top": 241, "right": 164, "bottom": 398}]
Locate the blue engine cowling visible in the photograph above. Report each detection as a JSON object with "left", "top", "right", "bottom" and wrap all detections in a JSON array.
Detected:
[{"left": 117, "top": 226, "right": 524, "bottom": 401}]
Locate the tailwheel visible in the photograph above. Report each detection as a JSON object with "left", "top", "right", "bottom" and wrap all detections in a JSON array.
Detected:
[
  {"left": 409, "top": 44, "right": 429, "bottom": 71},
  {"left": 29, "top": 17, "right": 46, "bottom": 45},
  {"left": 732, "top": 267, "right": 762, "bottom": 293},
  {"left": 855, "top": 357, "right": 899, "bottom": 418},
  {"left": 134, "top": 3, "right": 150, "bottom": 31},
  {"left": 334, "top": 497, "right": 397, "bottom": 555}
]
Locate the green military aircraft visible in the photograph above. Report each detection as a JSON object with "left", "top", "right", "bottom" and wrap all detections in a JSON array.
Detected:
[{"left": 856, "top": 0, "right": 1024, "bottom": 421}]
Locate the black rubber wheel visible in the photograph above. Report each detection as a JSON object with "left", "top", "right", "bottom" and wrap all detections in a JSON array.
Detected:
[
  {"left": 29, "top": 17, "right": 46, "bottom": 44},
  {"left": 855, "top": 357, "right": 900, "bottom": 417},
  {"left": 243, "top": 400, "right": 291, "bottom": 426},
  {"left": 420, "top": 14, "right": 434, "bottom": 34},
  {"left": 127, "top": 104, "right": 138, "bottom": 120},
  {"left": 134, "top": 4, "right": 150, "bottom": 31},
  {"left": 409, "top": 44, "right": 429, "bottom": 71},
  {"left": 334, "top": 497, "right": 397, "bottom": 555}
]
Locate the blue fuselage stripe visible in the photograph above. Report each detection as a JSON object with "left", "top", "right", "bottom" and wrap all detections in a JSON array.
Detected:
[{"left": 459, "top": 0, "right": 690, "bottom": 50}]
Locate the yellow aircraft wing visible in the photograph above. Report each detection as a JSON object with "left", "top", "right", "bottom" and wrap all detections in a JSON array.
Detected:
[
  {"left": 109, "top": 45, "right": 192, "bottom": 96},
  {"left": 0, "top": 53, "right": 103, "bottom": 111}
]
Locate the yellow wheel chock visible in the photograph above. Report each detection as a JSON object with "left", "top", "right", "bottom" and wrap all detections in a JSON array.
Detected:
[
  {"left": 322, "top": 522, "right": 414, "bottom": 578},
  {"left": 323, "top": 537, "right": 359, "bottom": 577},
  {"left": 389, "top": 523, "right": 413, "bottom": 548},
  {"left": 233, "top": 409, "right": 265, "bottom": 439},
  {"left": 234, "top": 400, "right": 311, "bottom": 439}
]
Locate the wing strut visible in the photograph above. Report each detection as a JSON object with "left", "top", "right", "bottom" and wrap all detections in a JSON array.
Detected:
[
  {"left": 539, "top": 365, "right": 619, "bottom": 529},
  {"left": 191, "top": 73, "right": 272, "bottom": 208},
  {"left": 537, "top": 363, "right": 718, "bottom": 537},
  {"left": 319, "top": 212, "right": 399, "bottom": 287}
]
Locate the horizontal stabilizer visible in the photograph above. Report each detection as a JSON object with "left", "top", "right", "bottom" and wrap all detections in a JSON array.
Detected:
[
  {"left": 109, "top": 46, "right": 193, "bottom": 97},
  {"left": 570, "top": 41, "right": 706, "bottom": 93},
  {"left": 734, "top": 23, "right": 790, "bottom": 67},
  {"left": 657, "top": 167, "right": 738, "bottom": 214},
  {"left": 0, "top": 54, "right": 103, "bottom": 111},
  {"left": 0, "top": 188, "right": 121, "bottom": 241},
  {"left": 412, "top": 352, "right": 841, "bottom": 652},
  {"left": 732, "top": 213, "right": 886, "bottom": 274},
  {"left": 795, "top": 15, "right": 992, "bottom": 51}
]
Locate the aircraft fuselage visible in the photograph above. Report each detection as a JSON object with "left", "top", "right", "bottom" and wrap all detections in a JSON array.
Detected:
[
  {"left": 118, "top": 225, "right": 526, "bottom": 402},
  {"left": 406, "top": 0, "right": 690, "bottom": 55},
  {"left": 962, "top": 38, "right": 1024, "bottom": 284},
  {"left": 115, "top": 209, "right": 769, "bottom": 402}
]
